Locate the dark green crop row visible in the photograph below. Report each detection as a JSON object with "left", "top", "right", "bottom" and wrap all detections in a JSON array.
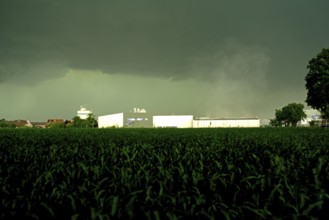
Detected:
[{"left": 1, "top": 128, "right": 329, "bottom": 219}]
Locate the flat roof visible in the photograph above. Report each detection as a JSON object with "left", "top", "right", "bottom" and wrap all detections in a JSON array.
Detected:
[{"left": 194, "top": 117, "right": 259, "bottom": 120}]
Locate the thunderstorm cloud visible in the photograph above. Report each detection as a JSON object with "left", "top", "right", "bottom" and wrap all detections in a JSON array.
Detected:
[{"left": 0, "top": 0, "right": 328, "bottom": 120}]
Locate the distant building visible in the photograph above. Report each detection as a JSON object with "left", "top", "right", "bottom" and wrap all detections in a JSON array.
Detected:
[
  {"left": 8, "top": 120, "right": 33, "bottom": 128},
  {"left": 193, "top": 117, "right": 260, "bottom": 128},
  {"left": 31, "top": 122, "right": 47, "bottom": 128},
  {"left": 98, "top": 108, "right": 261, "bottom": 128},
  {"left": 98, "top": 108, "right": 153, "bottom": 128},
  {"left": 153, "top": 115, "right": 194, "bottom": 128},
  {"left": 300, "top": 109, "right": 322, "bottom": 126},
  {"left": 47, "top": 119, "right": 64, "bottom": 124},
  {"left": 260, "top": 118, "right": 271, "bottom": 127},
  {"left": 77, "top": 106, "right": 93, "bottom": 119}
]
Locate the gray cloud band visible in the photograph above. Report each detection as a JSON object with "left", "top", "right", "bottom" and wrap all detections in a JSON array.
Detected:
[{"left": 0, "top": 0, "right": 328, "bottom": 87}]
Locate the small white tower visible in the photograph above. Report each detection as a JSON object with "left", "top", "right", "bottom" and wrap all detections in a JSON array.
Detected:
[{"left": 77, "top": 106, "right": 93, "bottom": 119}]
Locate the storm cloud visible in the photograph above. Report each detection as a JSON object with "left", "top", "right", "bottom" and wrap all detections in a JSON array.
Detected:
[{"left": 1, "top": 0, "right": 328, "bottom": 120}]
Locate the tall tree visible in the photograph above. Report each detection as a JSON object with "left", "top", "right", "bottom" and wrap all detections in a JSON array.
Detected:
[
  {"left": 270, "top": 103, "right": 306, "bottom": 127},
  {"left": 305, "top": 48, "right": 329, "bottom": 119}
]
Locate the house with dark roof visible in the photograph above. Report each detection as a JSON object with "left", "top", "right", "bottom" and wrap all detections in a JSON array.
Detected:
[{"left": 8, "top": 120, "right": 33, "bottom": 128}]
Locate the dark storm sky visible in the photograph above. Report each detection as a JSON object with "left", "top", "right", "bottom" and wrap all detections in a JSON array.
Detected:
[{"left": 0, "top": 0, "right": 328, "bottom": 121}]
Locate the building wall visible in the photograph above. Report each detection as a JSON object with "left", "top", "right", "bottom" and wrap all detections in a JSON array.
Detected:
[
  {"left": 193, "top": 118, "right": 260, "bottom": 128},
  {"left": 153, "top": 115, "right": 193, "bottom": 128},
  {"left": 98, "top": 112, "right": 261, "bottom": 128},
  {"left": 98, "top": 113, "right": 124, "bottom": 128},
  {"left": 123, "top": 112, "right": 153, "bottom": 128}
]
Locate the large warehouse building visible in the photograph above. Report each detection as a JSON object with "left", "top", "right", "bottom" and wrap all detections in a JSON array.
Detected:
[
  {"left": 98, "top": 108, "right": 153, "bottom": 128},
  {"left": 153, "top": 115, "right": 193, "bottom": 128},
  {"left": 98, "top": 108, "right": 260, "bottom": 128},
  {"left": 193, "top": 117, "right": 260, "bottom": 128}
]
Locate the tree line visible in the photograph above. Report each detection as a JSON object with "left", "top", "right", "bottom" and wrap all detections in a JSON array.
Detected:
[
  {"left": 270, "top": 48, "right": 329, "bottom": 127},
  {"left": 0, "top": 114, "right": 98, "bottom": 129},
  {"left": 0, "top": 119, "right": 16, "bottom": 128},
  {"left": 46, "top": 114, "right": 98, "bottom": 128}
]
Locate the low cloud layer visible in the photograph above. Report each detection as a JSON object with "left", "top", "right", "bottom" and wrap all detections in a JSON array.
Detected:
[{"left": 0, "top": 0, "right": 328, "bottom": 120}]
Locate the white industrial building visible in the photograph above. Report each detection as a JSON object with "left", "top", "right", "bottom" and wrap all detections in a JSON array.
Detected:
[
  {"left": 77, "top": 106, "right": 93, "bottom": 119},
  {"left": 98, "top": 107, "right": 261, "bottom": 128},
  {"left": 153, "top": 115, "right": 194, "bottom": 128},
  {"left": 98, "top": 108, "right": 153, "bottom": 128},
  {"left": 98, "top": 113, "right": 125, "bottom": 128},
  {"left": 193, "top": 117, "right": 260, "bottom": 128}
]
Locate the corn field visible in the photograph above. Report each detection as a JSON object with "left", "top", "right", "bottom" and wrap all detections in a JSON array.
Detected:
[{"left": 1, "top": 128, "right": 329, "bottom": 219}]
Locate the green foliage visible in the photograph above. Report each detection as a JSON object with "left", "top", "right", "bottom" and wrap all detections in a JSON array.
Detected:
[
  {"left": 271, "top": 103, "right": 307, "bottom": 127},
  {"left": 305, "top": 48, "right": 329, "bottom": 119},
  {"left": 270, "top": 109, "right": 284, "bottom": 127},
  {"left": 269, "top": 118, "right": 282, "bottom": 127},
  {"left": 46, "top": 122, "right": 66, "bottom": 129},
  {"left": 72, "top": 114, "right": 98, "bottom": 128},
  {"left": 0, "top": 119, "right": 16, "bottom": 128},
  {"left": 1, "top": 128, "right": 329, "bottom": 219}
]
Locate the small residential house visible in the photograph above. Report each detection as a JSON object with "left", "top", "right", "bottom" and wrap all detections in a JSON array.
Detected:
[{"left": 9, "top": 120, "right": 33, "bottom": 128}]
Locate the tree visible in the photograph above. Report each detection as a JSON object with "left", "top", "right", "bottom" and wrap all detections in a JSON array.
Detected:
[
  {"left": 72, "top": 116, "right": 83, "bottom": 128},
  {"left": 72, "top": 114, "right": 98, "bottom": 128},
  {"left": 86, "top": 114, "right": 98, "bottom": 128},
  {"left": 270, "top": 103, "right": 307, "bottom": 127},
  {"left": 0, "top": 119, "right": 16, "bottom": 128},
  {"left": 305, "top": 48, "right": 329, "bottom": 120},
  {"left": 270, "top": 110, "right": 284, "bottom": 127}
]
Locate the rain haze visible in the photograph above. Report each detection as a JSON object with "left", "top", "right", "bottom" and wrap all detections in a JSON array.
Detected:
[{"left": 1, "top": 0, "right": 328, "bottom": 121}]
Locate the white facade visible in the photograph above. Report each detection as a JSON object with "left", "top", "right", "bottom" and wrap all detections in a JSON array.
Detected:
[
  {"left": 193, "top": 118, "right": 260, "bottom": 128},
  {"left": 98, "top": 113, "right": 124, "bottom": 128},
  {"left": 98, "top": 110, "right": 261, "bottom": 128},
  {"left": 77, "top": 106, "right": 93, "bottom": 119},
  {"left": 98, "top": 109, "right": 153, "bottom": 128},
  {"left": 153, "top": 115, "right": 193, "bottom": 128}
]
